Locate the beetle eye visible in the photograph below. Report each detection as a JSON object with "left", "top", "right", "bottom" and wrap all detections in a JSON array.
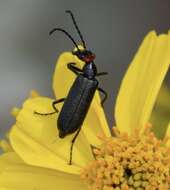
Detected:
[{"left": 79, "top": 53, "right": 85, "bottom": 59}]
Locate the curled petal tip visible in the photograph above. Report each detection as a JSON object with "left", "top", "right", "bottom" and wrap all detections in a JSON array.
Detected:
[{"left": 30, "top": 90, "right": 40, "bottom": 98}]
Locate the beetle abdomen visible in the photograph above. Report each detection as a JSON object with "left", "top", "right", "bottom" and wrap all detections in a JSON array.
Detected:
[{"left": 57, "top": 74, "right": 98, "bottom": 137}]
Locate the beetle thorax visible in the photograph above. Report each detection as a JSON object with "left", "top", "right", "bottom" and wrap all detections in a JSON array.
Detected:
[{"left": 83, "top": 62, "right": 97, "bottom": 79}]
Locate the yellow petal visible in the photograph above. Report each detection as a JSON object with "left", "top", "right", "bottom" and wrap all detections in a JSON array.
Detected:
[
  {"left": 115, "top": 31, "right": 170, "bottom": 134},
  {"left": 0, "top": 152, "right": 24, "bottom": 174},
  {"left": 83, "top": 99, "right": 111, "bottom": 146},
  {"left": 53, "top": 48, "right": 111, "bottom": 146},
  {"left": 0, "top": 152, "right": 86, "bottom": 190},
  {"left": 0, "top": 140, "right": 13, "bottom": 152},
  {"left": 0, "top": 130, "right": 13, "bottom": 153},
  {"left": 165, "top": 122, "right": 170, "bottom": 147},
  {"left": 10, "top": 97, "right": 94, "bottom": 175},
  {"left": 53, "top": 51, "right": 84, "bottom": 99}
]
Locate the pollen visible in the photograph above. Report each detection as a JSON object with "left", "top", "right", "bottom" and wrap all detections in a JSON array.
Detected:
[{"left": 81, "top": 124, "right": 170, "bottom": 190}]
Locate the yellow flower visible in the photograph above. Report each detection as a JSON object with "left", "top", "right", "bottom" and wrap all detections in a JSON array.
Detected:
[{"left": 0, "top": 31, "right": 170, "bottom": 190}]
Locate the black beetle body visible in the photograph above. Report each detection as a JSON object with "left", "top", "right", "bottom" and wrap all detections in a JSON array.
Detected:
[{"left": 58, "top": 69, "right": 98, "bottom": 138}]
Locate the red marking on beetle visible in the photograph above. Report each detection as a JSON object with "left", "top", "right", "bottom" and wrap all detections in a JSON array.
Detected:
[{"left": 82, "top": 54, "right": 96, "bottom": 63}]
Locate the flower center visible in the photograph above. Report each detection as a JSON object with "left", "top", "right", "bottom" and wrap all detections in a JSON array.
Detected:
[{"left": 81, "top": 125, "right": 170, "bottom": 190}]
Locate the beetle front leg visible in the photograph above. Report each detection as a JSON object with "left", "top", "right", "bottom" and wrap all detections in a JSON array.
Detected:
[
  {"left": 96, "top": 72, "right": 108, "bottom": 77},
  {"left": 34, "top": 98, "right": 65, "bottom": 116},
  {"left": 97, "top": 87, "right": 108, "bottom": 107},
  {"left": 67, "top": 62, "right": 83, "bottom": 75}
]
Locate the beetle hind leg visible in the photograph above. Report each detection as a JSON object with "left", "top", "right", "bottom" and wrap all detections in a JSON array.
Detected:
[
  {"left": 68, "top": 127, "right": 81, "bottom": 165},
  {"left": 34, "top": 98, "right": 65, "bottom": 116},
  {"left": 97, "top": 87, "right": 108, "bottom": 107}
]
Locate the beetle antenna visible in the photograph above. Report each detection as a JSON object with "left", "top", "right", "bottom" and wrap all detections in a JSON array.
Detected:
[
  {"left": 66, "top": 10, "right": 86, "bottom": 49},
  {"left": 49, "top": 28, "right": 80, "bottom": 51}
]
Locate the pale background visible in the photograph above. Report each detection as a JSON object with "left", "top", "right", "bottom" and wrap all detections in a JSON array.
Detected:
[{"left": 0, "top": 0, "right": 170, "bottom": 137}]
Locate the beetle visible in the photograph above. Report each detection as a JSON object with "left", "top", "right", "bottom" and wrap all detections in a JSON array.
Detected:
[{"left": 35, "top": 10, "right": 108, "bottom": 165}]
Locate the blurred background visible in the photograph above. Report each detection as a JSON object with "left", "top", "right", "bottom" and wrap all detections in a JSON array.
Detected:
[{"left": 0, "top": 0, "right": 169, "bottom": 138}]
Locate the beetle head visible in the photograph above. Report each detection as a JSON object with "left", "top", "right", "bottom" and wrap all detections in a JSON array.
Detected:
[{"left": 73, "top": 50, "right": 96, "bottom": 63}]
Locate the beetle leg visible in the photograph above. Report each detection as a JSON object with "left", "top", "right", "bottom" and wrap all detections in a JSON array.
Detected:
[
  {"left": 34, "top": 98, "right": 65, "bottom": 116},
  {"left": 52, "top": 98, "right": 65, "bottom": 110},
  {"left": 97, "top": 87, "right": 108, "bottom": 106},
  {"left": 96, "top": 72, "right": 108, "bottom": 77},
  {"left": 67, "top": 62, "right": 83, "bottom": 75},
  {"left": 68, "top": 127, "right": 81, "bottom": 165},
  {"left": 90, "top": 144, "right": 100, "bottom": 160}
]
